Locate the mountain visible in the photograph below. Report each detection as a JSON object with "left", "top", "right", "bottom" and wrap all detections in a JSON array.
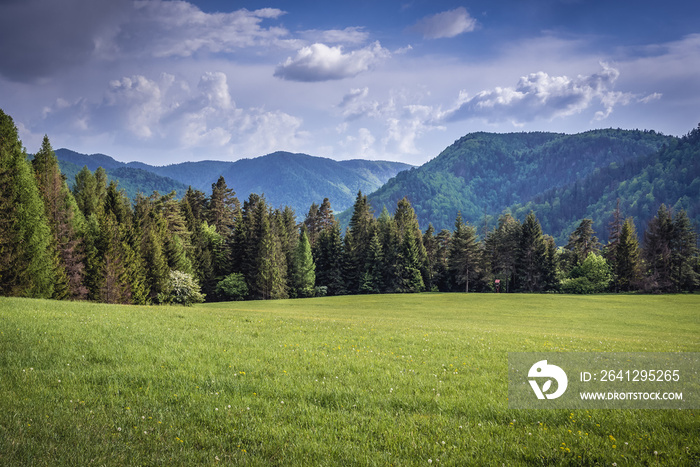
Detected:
[
  {"left": 55, "top": 149, "right": 412, "bottom": 216},
  {"left": 358, "top": 129, "right": 684, "bottom": 242},
  {"left": 56, "top": 149, "right": 191, "bottom": 201},
  {"left": 509, "top": 126, "right": 700, "bottom": 244}
]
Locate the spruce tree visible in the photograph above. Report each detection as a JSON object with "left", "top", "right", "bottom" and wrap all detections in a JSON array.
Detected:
[
  {"left": 359, "top": 231, "right": 383, "bottom": 294},
  {"left": 565, "top": 219, "right": 601, "bottom": 270},
  {"left": 670, "top": 210, "right": 699, "bottom": 292},
  {"left": 313, "top": 220, "right": 346, "bottom": 295},
  {"left": 448, "top": 212, "right": 480, "bottom": 293},
  {"left": 0, "top": 109, "right": 56, "bottom": 298},
  {"left": 642, "top": 204, "right": 674, "bottom": 292},
  {"left": 292, "top": 226, "right": 316, "bottom": 297},
  {"left": 32, "top": 135, "right": 87, "bottom": 299},
  {"left": 207, "top": 176, "right": 239, "bottom": 238},
  {"left": 344, "top": 191, "right": 375, "bottom": 294},
  {"left": 517, "top": 212, "right": 546, "bottom": 292},
  {"left": 615, "top": 218, "right": 641, "bottom": 291}
]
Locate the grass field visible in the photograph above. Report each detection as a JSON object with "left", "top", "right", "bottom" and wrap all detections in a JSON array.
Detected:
[{"left": 0, "top": 294, "right": 698, "bottom": 466}]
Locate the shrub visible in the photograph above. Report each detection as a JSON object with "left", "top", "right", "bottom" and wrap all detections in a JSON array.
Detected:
[
  {"left": 216, "top": 273, "right": 249, "bottom": 301},
  {"left": 561, "top": 253, "right": 611, "bottom": 294},
  {"left": 158, "top": 270, "right": 205, "bottom": 306}
]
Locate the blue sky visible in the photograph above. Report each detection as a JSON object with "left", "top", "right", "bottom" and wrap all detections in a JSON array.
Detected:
[{"left": 1, "top": 0, "right": 698, "bottom": 165}]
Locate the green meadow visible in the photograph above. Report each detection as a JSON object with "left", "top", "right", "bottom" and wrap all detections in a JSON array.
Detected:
[{"left": 0, "top": 294, "right": 698, "bottom": 466}]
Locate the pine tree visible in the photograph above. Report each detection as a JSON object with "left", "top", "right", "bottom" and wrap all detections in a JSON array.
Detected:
[
  {"left": 313, "top": 220, "right": 346, "bottom": 295},
  {"left": 423, "top": 224, "right": 438, "bottom": 291},
  {"left": 517, "top": 212, "right": 546, "bottom": 292},
  {"left": 484, "top": 213, "right": 521, "bottom": 293},
  {"left": 643, "top": 204, "right": 674, "bottom": 292},
  {"left": 292, "top": 226, "right": 316, "bottom": 297},
  {"left": 207, "top": 176, "right": 239, "bottom": 238},
  {"left": 32, "top": 135, "right": 88, "bottom": 299},
  {"left": 344, "top": 191, "right": 375, "bottom": 294},
  {"left": 394, "top": 197, "right": 428, "bottom": 291},
  {"left": 565, "top": 219, "right": 601, "bottom": 270},
  {"left": 359, "top": 231, "right": 383, "bottom": 294},
  {"left": 0, "top": 110, "right": 56, "bottom": 298},
  {"left": 670, "top": 210, "right": 699, "bottom": 292},
  {"left": 615, "top": 218, "right": 641, "bottom": 292},
  {"left": 448, "top": 212, "right": 480, "bottom": 293}
]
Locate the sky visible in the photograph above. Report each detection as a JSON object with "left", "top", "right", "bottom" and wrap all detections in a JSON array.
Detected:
[{"left": 1, "top": 0, "right": 699, "bottom": 166}]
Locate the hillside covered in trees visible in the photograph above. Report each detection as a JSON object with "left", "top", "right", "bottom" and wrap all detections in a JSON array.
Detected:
[
  {"left": 364, "top": 129, "right": 687, "bottom": 241},
  {"left": 1, "top": 108, "right": 698, "bottom": 305},
  {"left": 55, "top": 148, "right": 412, "bottom": 217}
]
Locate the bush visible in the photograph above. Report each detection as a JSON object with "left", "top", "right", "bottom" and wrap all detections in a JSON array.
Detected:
[
  {"left": 216, "top": 273, "right": 249, "bottom": 301},
  {"left": 158, "top": 270, "right": 206, "bottom": 306},
  {"left": 561, "top": 253, "right": 611, "bottom": 294}
]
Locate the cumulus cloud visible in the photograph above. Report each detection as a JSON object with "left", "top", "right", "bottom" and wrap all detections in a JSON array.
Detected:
[
  {"left": 335, "top": 87, "right": 445, "bottom": 157},
  {"left": 408, "top": 7, "right": 477, "bottom": 39},
  {"left": 274, "top": 42, "right": 390, "bottom": 82},
  {"left": 446, "top": 64, "right": 653, "bottom": 124},
  {"left": 42, "top": 71, "right": 304, "bottom": 158}
]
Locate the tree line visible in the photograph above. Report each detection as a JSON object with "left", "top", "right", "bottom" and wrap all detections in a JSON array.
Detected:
[{"left": 1, "top": 109, "right": 698, "bottom": 304}]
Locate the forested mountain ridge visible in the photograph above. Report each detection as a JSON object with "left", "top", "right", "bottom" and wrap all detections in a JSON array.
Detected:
[
  {"left": 364, "top": 129, "right": 676, "bottom": 238},
  {"left": 510, "top": 126, "right": 700, "bottom": 244},
  {"left": 54, "top": 149, "right": 412, "bottom": 216}
]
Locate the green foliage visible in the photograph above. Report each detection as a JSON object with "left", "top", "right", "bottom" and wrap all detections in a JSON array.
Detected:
[
  {"left": 292, "top": 227, "right": 316, "bottom": 298},
  {"left": 158, "top": 270, "right": 205, "bottom": 306},
  {"left": 367, "top": 130, "right": 672, "bottom": 237},
  {"left": 0, "top": 110, "right": 56, "bottom": 298},
  {"left": 561, "top": 253, "right": 612, "bottom": 294},
  {"left": 215, "top": 273, "right": 249, "bottom": 301}
]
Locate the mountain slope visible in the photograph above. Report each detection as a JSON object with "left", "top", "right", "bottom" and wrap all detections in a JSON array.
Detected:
[
  {"left": 364, "top": 129, "right": 675, "bottom": 238},
  {"left": 56, "top": 149, "right": 191, "bottom": 200},
  {"left": 55, "top": 149, "right": 411, "bottom": 215},
  {"left": 509, "top": 126, "right": 700, "bottom": 243},
  {"left": 218, "top": 152, "right": 412, "bottom": 216}
]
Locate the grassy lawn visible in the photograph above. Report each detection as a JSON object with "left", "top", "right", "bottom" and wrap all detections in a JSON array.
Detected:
[{"left": 0, "top": 294, "right": 698, "bottom": 465}]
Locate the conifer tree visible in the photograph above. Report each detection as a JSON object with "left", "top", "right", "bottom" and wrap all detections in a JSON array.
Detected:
[
  {"left": 32, "top": 135, "right": 87, "bottom": 299},
  {"left": 517, "top": 212, "right": 547, "bottom": 292},
  {"left": 484, "top": 213, "right": 520, "bottom": 293},
  {"left": 292, "top": 226, "right": 316, "bottom": 297},
  {"left": 207, "top": 176, "right": 239, "bottom": 238},
  {"left": 360, "top": 231, "right": 383, "bottom": 294},
  {"left": 0, "top": 110, "right": 56, "bottom": 298},
  {"left": 615, "top": 218, "right": 641, "bottom": 291},
  {"left": 565, "top": 219, "right": 601, "bottom": 270},
  {"left": 313, "top": 220, "right": 346, "bottom": 295},
  {"left": 643, "top": 204, "right": 674, "bottom": 292},
  {"left": 344, "top": 191, "right": 375, "bottom": 294},
  {"left": 394, "top": 197, "right": 428, "bottom": 290},
  {"left": 448, "top": 212, "right": 480, "bottom": 293},
  {"left": 670, "top": 210, "right": 699, "bottom": 292}
]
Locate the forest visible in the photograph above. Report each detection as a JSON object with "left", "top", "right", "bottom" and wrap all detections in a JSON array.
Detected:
[{"left": 1, "top": 108, "right": 698, "bottom": 305}]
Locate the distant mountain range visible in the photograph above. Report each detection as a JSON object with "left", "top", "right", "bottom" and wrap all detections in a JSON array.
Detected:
[
  {"left": 55, "top": 149, "right": 413, "bottom": 217},
  {"left": 56, "top": 125, "right": 700, "bottom": 245}
]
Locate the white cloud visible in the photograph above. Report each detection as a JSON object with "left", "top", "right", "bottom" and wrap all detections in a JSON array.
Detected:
[
  {"left": 274, "top": 42, "right": 390, "bottom": 82},
  {"left": 408, "top": 7, "right": 477, "bottom": 39},
  {"left": 446, "top": 64, "right": 651, "bottom": 124},
  {"left": 116, "top": 2, "right": 291, "bottom": 58},
  {"left": 300, "top": 27, "right": 369, "bottom": 45},
  {"left": 41, "top": 71, "right": 304, "bottom": 159}
]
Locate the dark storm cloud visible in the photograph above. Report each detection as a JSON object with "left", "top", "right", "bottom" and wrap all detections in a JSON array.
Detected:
[{"left": 0, "top": 0, "right": 131, "bottom": 82}]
